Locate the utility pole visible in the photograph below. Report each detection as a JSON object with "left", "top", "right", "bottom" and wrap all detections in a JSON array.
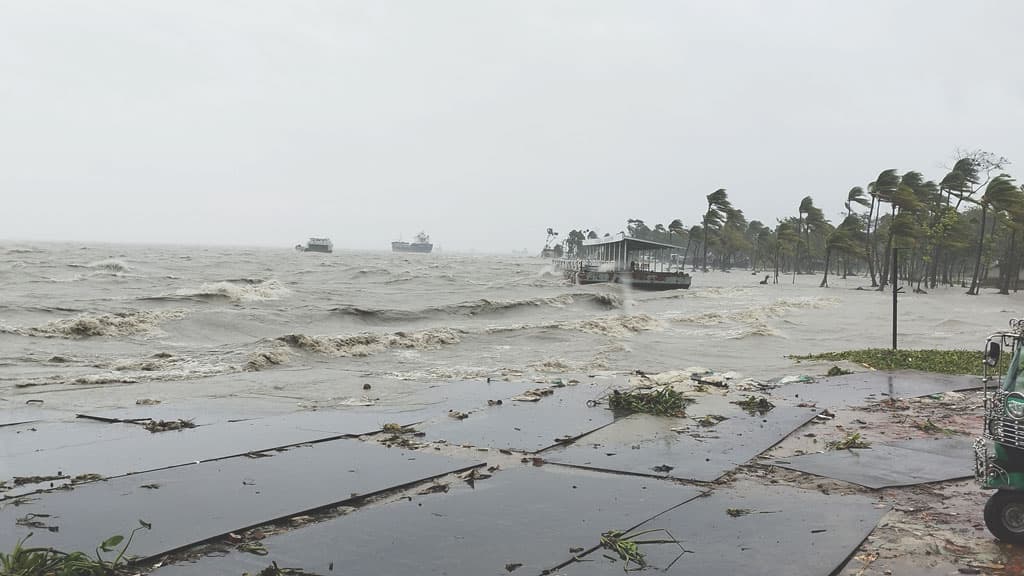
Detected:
[{"left": 892, "top": 247, "right": 899, "bottom": 350}]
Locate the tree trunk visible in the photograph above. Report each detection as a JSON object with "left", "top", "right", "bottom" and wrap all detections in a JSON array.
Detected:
[
  {"left": 1000, "top": 228, "right": 1015, "bottom": 295},
  {"left": 774, "top": 248, "right": 780, "bottom": 284},
  {"left": 865, "top": 197, "right": 878, "bottom": 286},
  {"left": 702, "top": 224, "right": 709, "bottom": 272},
  {"left": 968, "top": 206, "right": 988, "bottom": 295},
  {"left": 820, "top": 246, "right": 832, "bottom": 287},
  {"left": 795, "top": 214, "right": 803, "bottom": 277}
]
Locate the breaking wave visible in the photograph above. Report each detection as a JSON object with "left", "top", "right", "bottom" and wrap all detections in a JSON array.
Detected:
[
  {"left": 16, "top": 355, "right": 244, "bottom": 389},
  {"left": 274, "top": 327, "right": 465, "bottom": 358},
  {"left": 245, "top": 348, "right": 291, "bottom": 371},
  {"left": 331, "top": 292, "right": 623, "bottom": 323},
  {"left": 16, "top": 310, "right": 187, "bottom": 338},
  {"left": 721, "top": 322, "right": 780, "bottom": 339},
  {"left": 674, "top": 297, "right": 837, "bottom": 326},
  {"left": 570, "top": 314, "right": 661, "bottom": 336},
  {"left": 152, "top": 278, "right": 291, "bottom": 303},
  {"left": 70, "top": 259, "right": 133, "bottom": 273}
]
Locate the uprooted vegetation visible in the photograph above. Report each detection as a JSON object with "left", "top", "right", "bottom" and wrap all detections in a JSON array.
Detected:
[
  {"left": 599, "top": 528, "right": 688, "bottom": 572},
  {"left": 731, "top": 395, "right": 775, "bottom": 415},
  {"left": 143, "top": 419, "right": 196, "bottom": 433},
  {"left": 249, "top": 562, "right": 324, "bottom": 576},
  {"left": 826, "top": 432, "right": 871, "bottom": 450},
  {"left": 1, "top": 520, "right": 150, "bottom": 576},
  {"left": 607, "top": 387, "right": 692, "bottom": 417},
  {"left": 377, "top": 423, "right": 426, "bottom": 449},
  {"left": 790, "top": 349, "right": 981, "bottom": 376}
]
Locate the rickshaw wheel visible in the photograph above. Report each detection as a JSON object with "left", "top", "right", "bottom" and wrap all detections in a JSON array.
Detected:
[{"left": 985, "top": 490, "right": 1024, "bottom": 544}]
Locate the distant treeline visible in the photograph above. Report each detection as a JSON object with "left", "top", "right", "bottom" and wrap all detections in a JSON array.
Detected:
[{"left": 550, "top": 149, "right": 1024, "bottom": 294}]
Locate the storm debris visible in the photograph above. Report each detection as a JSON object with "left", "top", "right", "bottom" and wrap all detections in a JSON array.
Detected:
[
  {"left": 607, "top": 387, "right": 691, "bottom": 417},
  {"left": 697, "top": 414, "right": 729, "bottom": 427},
  {"left": 417, "top": 483, "right": 450, "bottom": 495},
  {"left": 731, "top": 395, "right": 775, "bottom": 415},
  {"left": 13, "top": 474, "right": 68, "bottom": 486},
  {"left": 249, "top": 561, "right": 324, "bottom": 576},
  {"left": 912, "top": 418, "right": 958, "bottom": 435},
  {"left": 511, "top": 387, "right": 555, "bottom": 402},
  {"left": 826, "top": 432, "right": 871, "bottom": 450},
  {"left": 143, "top": 419, "right": 197, "bottom": 433},
  {"left": 599, "top": 528, "right": 688, "bottom": 572}
]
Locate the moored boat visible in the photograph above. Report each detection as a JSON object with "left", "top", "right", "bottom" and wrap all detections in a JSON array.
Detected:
[
  {"left": 553, "top": 234, "right": 691, "bottom": 290},
  {"left": 296, "top": 237, "right": 333, "bottom": 253}
]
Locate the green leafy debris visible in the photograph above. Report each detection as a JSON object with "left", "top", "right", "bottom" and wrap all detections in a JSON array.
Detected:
[
  {"left": 0, "top": 520, "right": 151, "bottom": 576},
  {"left": 790, "top": 349, "right": 981, "bottom": 376},
  {"left": 599, "top": 528, "right": 687, "bottom": 572},
  {"left": 912, "top": 418, "right": 960, "bottom": 435},
  {"left": 608, "top": 388, "right": 692, "bottom": 417},
  {"left": 826, "top": 365, "right": 852, "bottom": 377},
  {"left": 143, "top": 419, "right": 196, "bottom": 433},
  {"left": 826, "top": 432, "right": 871, "bottom": 450},
  {"left": 731, "top": 396, "right": 775, "bottom": 415},
  {"left": 697, "top": 414, "right": 728, "bottom": 427}
]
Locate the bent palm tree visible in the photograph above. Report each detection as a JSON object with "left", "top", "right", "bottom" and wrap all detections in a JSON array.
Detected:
[
  {"left": 968, "top": 174, "right": 1019, "bottom": 295},
  {"left": 846, "top": 187, "right": 869, "bottom": 217},
  {"left": 668, "top": 219, "right": 685, "bottom": 246},
  {"left": 702, "top": 189, "right": 731, "bottom": 271}
]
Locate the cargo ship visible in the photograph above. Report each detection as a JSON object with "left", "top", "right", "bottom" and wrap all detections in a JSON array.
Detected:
[{"left": 392, "top": 232, "right": 433, "bottom": 253}]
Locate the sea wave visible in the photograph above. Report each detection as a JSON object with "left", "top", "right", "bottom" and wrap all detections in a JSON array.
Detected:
[
  {"left": 16, "top": 310, "right": 187, "bottom": 338},
  {"left": 163, "top": 278, "right": 291, "bottom": 303},
  {"left": 387, "top": 366, "right": 494, "bottom": 381},
  {"left": 68, "top": 259, "right": 133, "bottom": 273},
  {"left": 673, "top": 297, "right": 837, "bottom": 326},
  {"left": 570, "top": 313, "right": 661, "bottom": 336},
  {"left": 480, "top": 312, "right": 660, "bottom": 338},
  {"left": 15, "top": 355, "right": 244, "bottom": 388},
  {"left": 331, "top": 292, "right": 623, "bottom": 323},
  {"left": 274, "top": 327, "right": 465, "bottom": 358}
]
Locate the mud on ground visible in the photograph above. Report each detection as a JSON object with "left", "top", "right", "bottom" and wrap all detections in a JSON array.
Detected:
[{"left": 751, "top": 389, "right": 1024, "bottom": 576}]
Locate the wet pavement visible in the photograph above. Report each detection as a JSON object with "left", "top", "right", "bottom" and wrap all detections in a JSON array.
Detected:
[{"left": 0, "top": 370, "right": 1009, "bottom": 575}]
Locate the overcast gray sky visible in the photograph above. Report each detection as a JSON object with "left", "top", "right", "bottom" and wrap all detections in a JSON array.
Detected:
[{"left": 2, "top": 1, "right": 1023, "bottom": 252}]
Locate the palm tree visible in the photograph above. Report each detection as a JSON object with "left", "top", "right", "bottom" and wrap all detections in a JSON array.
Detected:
[
  {"left": 794, "top": 196, "right": 825, "bottom": 278},
  {"left": 968, "top": 174, "right": 1019, "bottom": 295},
  {"left": 999, "top": 192, "right": 1024, "bottom": 295},
  {"left": 685, "top": 224, "right": 702, "bottom": 270},
  {"left": 870, "top": 169, "right": 901, "bottom": 289},
  {"left": 755, "top": 226, "right": 773, "bottom": 276},
  {"left": 745, "top": 220, "right": 766, "bottom": 271},
  {"left": 702, "top": 189, "right": 731, "bottom": 272},
  {"left": 668, "top": 219, "right": 686, "bottom": 247},
  {"left": 774, "top": 221, "right": 798, "bottom": 284},
  {"left": 820, "top": 215, "right": 864, "bottom": 287},
  {"left": 626, "top": 219, "right": 647, "bottom": 239},
  {"left": 653, "top": 223, "right": 668, "bottom": 243},
  {"left": 719, "top": 207, "right": 748, "bottom": 270},
  {"left": 846, "top": 187, "right": 869, "bottom": 217}
]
